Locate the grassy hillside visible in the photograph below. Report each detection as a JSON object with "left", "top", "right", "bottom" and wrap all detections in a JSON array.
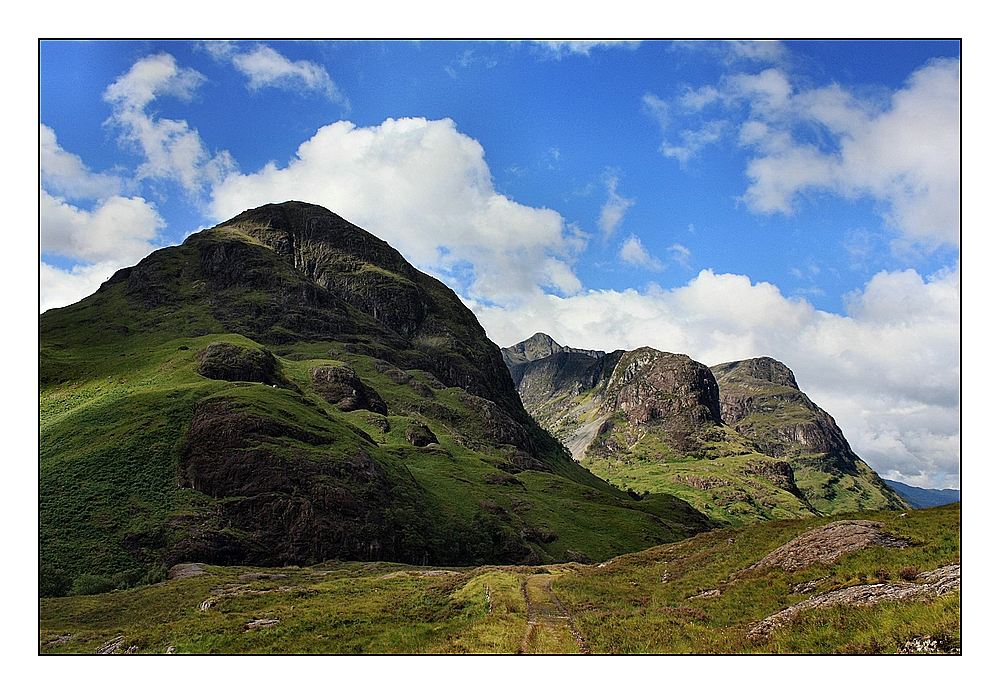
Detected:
[
  {"left": 40, "top": 203, "right": 712, "bottom": 596},
  {"left": 40, "top": 503, "right": 959, "bottom": 654}
]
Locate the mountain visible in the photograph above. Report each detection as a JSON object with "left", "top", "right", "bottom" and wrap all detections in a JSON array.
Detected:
[
  {"left": 711, "top": 357, "right": 904, "bottom": 515},
  {"left": 39, "top": 202, "right": 712, "bottom": 597},
  {"left": 885, "top": 480, "right": 960, "bottom": 509},
  {"left": 502, "top": 334, "right": 907, "bottom": 525}
]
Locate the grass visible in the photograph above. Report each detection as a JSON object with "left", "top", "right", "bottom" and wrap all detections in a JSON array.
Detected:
[
  {"left": 40, "top": 503, "right": 960, "bottom": 654},
  {"left": 39, "top": 318, "right": 712, "bottom": 590}
]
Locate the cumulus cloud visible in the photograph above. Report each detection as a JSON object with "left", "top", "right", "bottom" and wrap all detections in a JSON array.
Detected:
[
  {"left": 620, "top": 235, "right": 662, "bottom": 270},
  {"left": 40, "top": 125, "right": 122, "bottom": 200},
  {"left": 103, "top": 53, "right": 236, "bottom": 196},
  {"left": 41, "top": 189, "right": 164, "bottom": 265},
  {"left": 209, "top": 117, "right": 583, "bottom": 304},
  {"left": 40, "top": 189, "right": 166, "bottom": 312},
  {"left": 471, "top": 265, "right": 959, "bottom": 489},
  {"left": 660, "top": 58, "right": 960, "bottom": 251},
  {"left": 202, "top": 41, "right": 347, "bottom": 105},
  {"left": 597, "top": 175, "right": 635, "bottom": 239}
]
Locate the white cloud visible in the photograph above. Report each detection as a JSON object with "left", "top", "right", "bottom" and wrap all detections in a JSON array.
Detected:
[
  {"left": 661, "top": 120, "right": 727, "bottom": 163},
  {"left": 471, "top": 265, "right": 959, "bottom": 488},
  {"left": 620, "top": 235, "right": 662, "bottom": 270},
  {"left": 726, "top": 40, "right": 787, "bottom": 64},
  {"left": 39, "top": 190, "right": 166, "bottom": 313},
  {"left": 642, "top": 92, "right": 671, "bottom": 131},
  {"left": 533, "top": 41, "right": 642, "bottom": 58},
  {"left": 103, "top": 53, "right": 236, "bottom": 195},
  {"left": 203, "top": 41, "right": 347, "bottom": 105},
  {"left": 597, "top": 175, "right": 635, "bottom": 239},
  {"left": 209, "top": 117, "right": 583, "bottom": 305},
  {"left": 678, "top": 85, "right": 722, "bottom": 112},
  {"left": 671, "top": 58, "right": 960, "bottom": 251},
  {"left": 39, "top": 125, "right": 122, "bottom": 200},
  {"left": 668, "top": 243, "right": 691, "bottom": 267},
  {"left": 40, "top": 189, "right": 164, "bottom": 265}
]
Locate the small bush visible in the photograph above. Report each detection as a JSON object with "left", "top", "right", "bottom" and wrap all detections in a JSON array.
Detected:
[
  {"left": 856, "top": 572, "right": 867, "bottom": 582},
  {"left": 39, "top": 565, "right": 72, "bottom": 598},
  {"left": 143, "top": 563, "right": 168, "bottom": 585},
  {"left": 874, "top": 569, "right": 891, "bottom": 582},
  {"left": 899, "top": 565, "right": 921, "bottom": 581},
  {"left": 112, "top": 568, "right": 144, "bottom": 590},
  {"left": 70, "top": 574, "right": 115, "bottom": 596}
]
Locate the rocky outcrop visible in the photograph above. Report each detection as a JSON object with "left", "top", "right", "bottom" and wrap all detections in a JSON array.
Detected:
[
  {"left": 502, "top": 332, "right": 605, "bottom": 370},
  {"left": 744, "top": 520, "right": 909, "bottom": 574},
  {"left": 504, "top": 335, "right": 907, "bottom": 520},
  {"left": 175, "top": 397, "right": 398, "bottom": 566},
  {"left": 712, "top": 357, "right": 855, "bottom": 465},
  {"left": 197, "top": 342, "right": 289, "bottom": 387},
  {"left": 602, "top": 348, "right": 721, "bottom": 428},
  {"left": 404, "top": 422, "right": 438, "bottom": 447},
  {"left": 310, "top": 365, "right": 388, "bottom": 415},
  {"left": 747, "top": 564, "right": 960, "bottom": 641},
  {"left": 711, "top": 357, "right": 908, "bottom": 513}
]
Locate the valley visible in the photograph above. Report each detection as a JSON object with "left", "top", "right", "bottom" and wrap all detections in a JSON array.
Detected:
[
  {"left": 38, "top": 202, "right": 959, "bottom": 654},
  {"left": 39, "top": 504, "right": 960, "bottom": 654}
]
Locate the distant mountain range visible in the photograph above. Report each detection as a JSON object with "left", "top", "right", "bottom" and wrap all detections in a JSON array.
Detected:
[
  {"left": 502, "top": 333, "right": 908, "bottom": 525},
  {"left": 885, "top": 480, "right": 960, "bottom": 509}
]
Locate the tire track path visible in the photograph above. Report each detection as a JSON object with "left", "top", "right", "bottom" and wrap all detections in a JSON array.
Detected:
[{"left": 518, "top": 573, "right": 589, "bottom": 654}]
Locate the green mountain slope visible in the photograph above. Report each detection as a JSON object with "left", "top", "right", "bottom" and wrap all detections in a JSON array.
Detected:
[
  {"left": 502, "top": 335, "right": 907, "bottom": 525},
  {"left": 39, "top": 202, "right": 712, "bottom": 597}
]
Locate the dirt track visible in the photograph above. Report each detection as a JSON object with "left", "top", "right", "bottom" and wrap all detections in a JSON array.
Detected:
[{"left": 518, "top": 574, "right": 589, "bottom": 654}]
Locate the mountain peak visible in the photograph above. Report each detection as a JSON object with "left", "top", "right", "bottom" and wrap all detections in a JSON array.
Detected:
[
  {"left": 501, "top": 333, "right": 605, "bottom": 370},
  {"left": 712, "top": 356, "right": 799, "bottom": 391}
]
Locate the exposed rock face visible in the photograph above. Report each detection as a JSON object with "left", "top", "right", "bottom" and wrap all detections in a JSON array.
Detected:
[
  {"left": 176, "top": 397, "right": 398, "bottom": 566},
  {"left": 711, "top": 357, "right": 907, "bottom": 513},
  {"left": 712, "top": 357, "right": 854, "bottom": 464},
  {"left": 747, "top": 564, "right": 961, "bottom": 641},
  {"left": 502, "top": 332, "right": 605, "bottom": 383},
  {"left": 223, "top": 202, "right": 524, "bottom": 418},
  {"left": 745, "top": 520, "right": 909, "bottom": 574},
  {"left": 404, "top": 422, "right": 438, "bottom": 447},
  {"left": 602, "top": 348, "right": 721, "bottom": 428},
  {"left": 503, "top": 334, "right": 908, "bottom": 521},
  {"left": 310, "top": 365, "right": 388, "bottom": 415},
  {"left": 512, "top": 351, "right": 618, "bottom": 410}
]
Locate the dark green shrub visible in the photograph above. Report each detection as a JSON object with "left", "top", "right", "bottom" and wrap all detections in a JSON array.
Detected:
[
  {"left": 70, "top": 574, "right": 114, "bottom": 596},
  {"left": 899, "top": 565, "right": 921, "bottom": 581},
  {"left": 143, "top": 563, "right": 168, "bottom": 585},
  {"left": 39, "top": 565, "right": 72, "bottom": 598},
  {"left": 112, "top": 568, "right": 144, "bottom": 590}
]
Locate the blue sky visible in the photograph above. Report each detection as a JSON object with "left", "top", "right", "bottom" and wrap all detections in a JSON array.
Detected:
[{"left": 39, "top": 40, "right": 960, "bottom": 489}]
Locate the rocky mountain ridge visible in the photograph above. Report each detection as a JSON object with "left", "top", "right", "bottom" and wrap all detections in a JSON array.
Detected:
[{"left": 504, "top": 334, "right": 906, "bottom": 523}]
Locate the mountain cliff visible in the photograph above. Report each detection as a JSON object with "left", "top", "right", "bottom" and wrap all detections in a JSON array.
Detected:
[
  {"left": 39, "top": 203, "right": 711, "bottom": 596},
  {"left": 503, "top": 334, "right": 906, "bottom": 524}
]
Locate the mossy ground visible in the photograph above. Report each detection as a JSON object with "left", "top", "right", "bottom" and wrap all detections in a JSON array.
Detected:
[{"left": 40, "top": 504, "right": 959, "bottom": 654}]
